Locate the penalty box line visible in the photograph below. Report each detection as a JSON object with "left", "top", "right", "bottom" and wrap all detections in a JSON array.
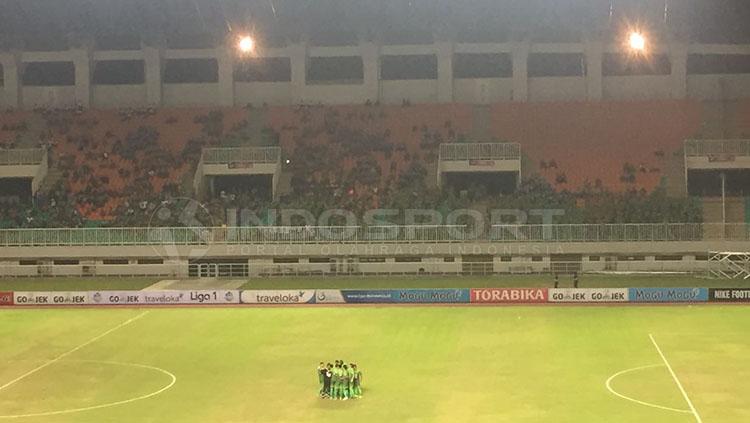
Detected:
[
  {"left": 648, "top": 334, "right": 703, "bottom": 423},
  {"left": 0, "top": 311, "right": 150, "bottom": 393}
]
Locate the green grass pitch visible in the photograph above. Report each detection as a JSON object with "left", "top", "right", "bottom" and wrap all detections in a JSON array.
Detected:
[{"left": 1, "top": 305, "right": 748, "bottom": 422}]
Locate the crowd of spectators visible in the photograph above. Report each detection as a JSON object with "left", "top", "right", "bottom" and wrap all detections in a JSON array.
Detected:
[{"left": 0, "top": 104, "right": 706, "bottom": 229}]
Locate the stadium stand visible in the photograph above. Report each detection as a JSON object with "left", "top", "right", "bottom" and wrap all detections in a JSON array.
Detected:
[
  {"left": 3, "top": 100, "right": 749, "bottom": 227},
  {"left": 0, "top": 101, "right": 724, "bottom": 225},
  {"left": 0, "top": 1, "right": 748, "bottom": 280}
]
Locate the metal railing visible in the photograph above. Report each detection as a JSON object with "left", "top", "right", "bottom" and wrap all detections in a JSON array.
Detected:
[
  {"left": 489, "top": 223, "right": 749, "bottom": 242},
  {"left": 0, "top": 148, "right": 46, "bottom": 166},
  {"left": 0, "top": 259, "right": 709, "bottom": 278},
  {"left": 202, "top": 147, "right": 281, "bottom": 165},
  {"left": 237, "top": 260, "right": 709, "bottom": 277},
  {"left": 439, "top": 143, "right": 521, "bottom": 161},
  {"left": 685, "top": 139, "right": 750, "bottom": 157},
  {"left": 0, "top": 223, "right": 747, "bottom": 247}
]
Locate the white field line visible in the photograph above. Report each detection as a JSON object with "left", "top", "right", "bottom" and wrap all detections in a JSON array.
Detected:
[
  {"left": 605, "top": 364, "right": 692, "bottom": 414},
  {"left": 0, "top": 360, "right": 176, "bottom": 419},
  {"left": 649, "top": 334, "right": 703, "bottom": 423},
  {"left": 0, "top": 311, "right": 149, "bottom": 393}
]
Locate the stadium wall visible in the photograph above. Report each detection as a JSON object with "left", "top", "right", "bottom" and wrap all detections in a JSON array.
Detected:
[
  {"left": 0, "top": 238, "right": 738, "bottom": 277},
  {"left": 2, "top": 42, "right": 750, "bottom": 109}
]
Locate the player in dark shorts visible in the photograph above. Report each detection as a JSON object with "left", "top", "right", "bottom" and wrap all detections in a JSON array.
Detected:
[
  {"left": 317, "top": 362, "right": 327, "bottom": 397},
  {"left": 321, "top": 363, "right": 333, "bottom": 398}
]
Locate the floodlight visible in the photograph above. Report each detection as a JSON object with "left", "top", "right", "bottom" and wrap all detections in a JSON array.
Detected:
[
  {"left": 238, "top": 36, "right": 255, "bottom": 53},
  {"left": 628, "top": 32, "right": 646, "bottom": 51}
]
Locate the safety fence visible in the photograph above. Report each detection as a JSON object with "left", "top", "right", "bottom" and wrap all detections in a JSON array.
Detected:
[
  {"left": 201, "top": 146, "right": 280, "bottom": 164},
  {"left": 439, "top": 142, "right": 521, "bottom": 161},
  {"left": 0, "top": 148, "right": 46, "bottom": 166},
  {"left": 685, "top": 139, "right": 750, "bottom": 157},
  {"left": 0, "top": 259, "right": 710, "bottom": 278},
  {"left": 0, "top": 223, "right": 747, "bottom": 247}
]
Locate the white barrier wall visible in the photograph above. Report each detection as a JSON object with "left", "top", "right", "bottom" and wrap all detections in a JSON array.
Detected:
[
  {"left": 528, "top": 77, "right": 587, "bottom": 102},
  {"left": 2, "top": 41, "right": 749, "bottom": 109},
  {"left": 381, "top": 80, "right": 438, "bottom": 104},
  {"left": 235, "top": 82, "right": 292, "bottom": 106},
  {"left": 21, "top": 87, "right": 77, "bottom": 108},
  {"left": 0, "top": 257, "right": 706, "bottom": 278},
  {"left": 92, "top": 85, "right": 148, "bottom": 108},
  {"left": 602, "top": 76, "right": 673, "bottom": 100},
  {"left": 163, "top": 83, "right": 221, "bottom": 106},
  {"left": 687, "top": 74, "right": 750, "bottom": 100},
  {"left": 453, "top": 78, "right": 513, "bottom": 104}
]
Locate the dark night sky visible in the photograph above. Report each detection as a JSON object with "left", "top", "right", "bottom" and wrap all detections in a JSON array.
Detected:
[{"left": 0, "top": 0, "right": 749, "bottom": 46}]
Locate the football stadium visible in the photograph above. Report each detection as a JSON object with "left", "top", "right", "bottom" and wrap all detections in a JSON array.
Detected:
[{"left": 1, "top": 0, "right": 750, "bottom": 421}]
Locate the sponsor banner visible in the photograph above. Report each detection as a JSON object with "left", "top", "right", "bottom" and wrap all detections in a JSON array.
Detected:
[
  {"left": 709, "top": 288, "right": 750, "bottom": 303},
  {"left": 340, "top": 290, "right": 395, "bottom": 304},
  {"left": 469, "top": 159, "right": 496, "bottom": 166},
  {"left": 0, "top": 291, "right": 13, "bottom": 306},
  {"left": 393, "top": 289, "right": 469, "bottom": 303},
  {"left": 708, "top": 154, "right": 735, "bottom": 162},
  {"left": 228, "top": 161, "right": 253, "bottom": 169},
  {"left": 628, "top": 288, "right": 708, "bottom": 303},
  {"left": 315, "top": 290, "right": 346, "bottom": 304},
  {"left": 241, "top": 290, "right": 315, "bottom": 304},
  {"left": 89, "top": 290, "right": 240, "bottom": 305},
  {"left": 181, "top": 290, "right": 239, "bottom": 304},
  {"left": 334, "top": 289, "right": 469, "bottom": 304},
  {"left": 470, "top": 288, "right": 548, "bottom": 304},
  {"left": 14, "top": 291, "right": 88, "bottom": 306},
  {"left": 549, "top": 288, "right": 629, "bottom": 303}
]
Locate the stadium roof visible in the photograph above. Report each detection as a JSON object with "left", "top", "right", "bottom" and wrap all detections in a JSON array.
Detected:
[{"left": 1, "top": 0, "right": 750, "bottom": 50}]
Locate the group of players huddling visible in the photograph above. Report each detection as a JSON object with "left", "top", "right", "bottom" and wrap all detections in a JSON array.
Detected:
[{"left": 317, "top": 361, "right": 363, "bottom": 400}]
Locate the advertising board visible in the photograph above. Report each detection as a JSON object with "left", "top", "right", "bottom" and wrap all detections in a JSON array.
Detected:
[
  {"left": 470, "top": 288, "right": 548, "bottom": 304},
  {"left": 548, "top": 288, "right": 628, "bottom": 303}
]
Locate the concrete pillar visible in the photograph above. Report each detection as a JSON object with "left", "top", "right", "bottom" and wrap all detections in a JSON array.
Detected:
[
  {"left": 511, "top": 41, "right": 529, "bottom": 102},
  {"left": 143, "top": 45, "right": 163, "bottom": 106},
  {"left": 217, "top": 47, "right": 235, "bottom": 106},
  {"left": 669, "top": 42, "right": 688, "bottom": 99},
  {"left": 71, "top": 48, "right": 91, "bottom": 108},
  {"left": 361, "top": 42, "right": 380, "bottom": 103},
  {"left": 289, "top": 42, "right": 307, "bottom": 104},
  {"left": 271, "top": 164, "right": 281, "bottom": 201},
  {"left": 0, "top": 52, "right": 21, "bottom": 108},
  {"left": 584, "top": 40, "right": 604, "bottom": 101},
  {"left": 436, "top": 41, "right": 454, "bottom": 103}
]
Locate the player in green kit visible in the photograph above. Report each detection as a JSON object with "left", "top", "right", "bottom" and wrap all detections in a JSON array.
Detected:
[
  {"left": 352, "top": 363, "right": 363, "bottom": 398},
  {"left": 341, "top": 364, "right": 351, "bottom": 400},
  {"left": 332, "top": 362, "right": 343, "bottom": 400},
  {"left": 317, "top": 359, "right": 362, "bottom": 400},
  {"left": 345, "top": 364, "right": 355, "bottom": 399}
]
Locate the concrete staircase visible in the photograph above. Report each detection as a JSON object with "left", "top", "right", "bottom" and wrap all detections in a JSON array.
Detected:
[
  {"left": 36, "top": 166, "right": 64, "bottom": 196},
  {"left": 698, "top": 101, "right": 729, "bottom": 139},
  {"left": 698, "top": 100, "right": 747, "bottom": 139},
  {"left": 702, "top": 197, "right": 746, "bottom": 223},
  {"left": 470, "top": 105, "right": 491, "bottom": 141},
  {"left": 663, "top": 147, "right": 687, "bottom": 197}
]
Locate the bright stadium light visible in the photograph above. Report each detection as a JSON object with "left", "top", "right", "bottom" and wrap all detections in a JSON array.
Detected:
[
  {"left": 237, "top": 35, "right": 255, "bottom": 53},
  {"left": 628, "top": 31, "right": 646, "bottom": 52}
]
